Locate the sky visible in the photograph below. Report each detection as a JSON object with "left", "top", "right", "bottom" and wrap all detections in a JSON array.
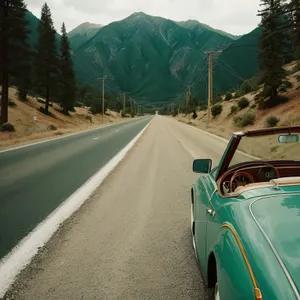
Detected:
[{"left": 25, "top": 0, "right": 261, "bottom": 35}]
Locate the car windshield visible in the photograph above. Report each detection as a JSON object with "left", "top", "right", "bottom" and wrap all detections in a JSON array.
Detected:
[{"left": 229, "top": 132, "right": 300, "bottom": 168}]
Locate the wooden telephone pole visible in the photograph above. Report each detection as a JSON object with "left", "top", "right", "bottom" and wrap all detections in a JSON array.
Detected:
[
  {"left": 204, "top": 51, "right": 222, "bottom": 125},
  {"left": 96, "top": 76, "right": 109, "bottom": 124},
  {"left": 123, "top": 93, "right": 126, "bottom": 112}
]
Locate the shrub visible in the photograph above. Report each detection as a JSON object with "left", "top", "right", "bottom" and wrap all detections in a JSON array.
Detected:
[
  {"left": 121, "top": 111, "right": 126, "bottom": 118},
  {"left": 8, "top": 100, "right": 17, "bottom": 107},
  {"left": 225, "top": 92, "right": 233, "bottom": 101},
  {"left": 172, "top": 110, "right": 179, "bottom": 117},
  {"left": 266, "top": 116, "right": 279, "bottom": 127},
  {"left": 211, "top": 104, "right": 223, "bottom": 117},
  {"left": 76, "top": 101, "right": 84, "bottom": 107},
  {"left": 234, "top": 112, "right": 255, "bottom": 128},
  {"left": 279, "top": 80, "right": 293, "bottom": 93},
  {"left": 199, "top": 104, "right": 207, "bottom": 111},
  {"left": 85, "top": 115, "right": 93, "bottom": 123},
  {"left": 238, "top": 97, "right": 249, "bottom": 110},
  {"left": 250, "top": 104, "right": 257, "bottom": 109},
  {"left": 17, "top": 89, "right": 28, "bottom": 101},
  {"left": 230, "top": 105, "right": 238, "bottom": 115},
  {"left": 192, "top": 110, "right": 197, "bottom": 119},
  {"left": 0, "top": 122, "right": 15, "bottom": 132},
  {"left": 37, "top": 98, "right": 45, "bottom": 104},
  {"left": 48, "top": 124, "right": 58, "bottom": 131}
]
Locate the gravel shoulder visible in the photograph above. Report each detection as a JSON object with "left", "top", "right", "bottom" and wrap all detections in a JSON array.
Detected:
[{"left": 4, "top": 116, "right": 228, "bottom": 300}]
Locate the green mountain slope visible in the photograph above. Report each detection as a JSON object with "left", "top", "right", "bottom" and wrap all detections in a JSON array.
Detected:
[
  {"left": 72, "top": 12, "right": 236, "bottom": 104},
  {"left": 25, "top": 11, "right": 61, "bottom": 49},
  {"left": 214, "top": 27, "right": 262, "bottom": 93},
  {"left": 68, "top": 22, "right": 103, "bottom": 51},
  {"left": 24, "top": 11, "right": 260, "bottom": 105}
]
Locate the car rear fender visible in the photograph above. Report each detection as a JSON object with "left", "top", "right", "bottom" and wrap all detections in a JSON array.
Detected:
[{"left": 210, "top": 224, "right": 260, "bottom": 300}]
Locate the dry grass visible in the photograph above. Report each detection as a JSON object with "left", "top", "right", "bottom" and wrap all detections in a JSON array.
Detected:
[
  {"left": 176, "top": 69, "right": 300, "bottom": 140},
  {"left": 0, "top": 88, "right": 125, "bottom": 150}
]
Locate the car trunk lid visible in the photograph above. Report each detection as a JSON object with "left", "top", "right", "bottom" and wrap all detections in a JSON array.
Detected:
[{"left": 251, "top": 193, "right": 300, "bottom": 295}]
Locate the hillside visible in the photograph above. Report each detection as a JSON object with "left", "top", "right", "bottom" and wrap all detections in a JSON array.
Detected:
[
  {"left": 0, "top": 88, "right": 124, "bottom": 149},
  {"left": 72, "top": 12, "right": 242, "bottom": 104},
  {"left": 176, "top": 63, "right": 300, "bottom": 140},
  {"left": 214, "top": 27, "right": 262, "bottom": 93},
  {"left": 68, "top": 22, "right": 103, "bottom": 50},
  {"left": 23, "top": 10, "right": 260, "bottom": 106}
]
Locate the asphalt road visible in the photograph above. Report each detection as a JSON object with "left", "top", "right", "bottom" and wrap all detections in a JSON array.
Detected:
[
  {"left": 0, "top": 117, "right": 152, "bottom": 259},
  {"left": 5, "top": 116, "right": 230, "bottom": 300}
]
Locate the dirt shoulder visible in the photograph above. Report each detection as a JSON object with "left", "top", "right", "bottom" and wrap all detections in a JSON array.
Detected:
[{"left": 0, "top": 88, "right": 131, "bottom": 150}]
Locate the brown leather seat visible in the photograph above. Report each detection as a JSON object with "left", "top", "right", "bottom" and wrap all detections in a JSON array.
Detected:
[
  {"left": 271, "top": 177, "right": 300, "bottom": 186},
  {"left": 230, "top": 176, "right": 300, "bottom": 196}
]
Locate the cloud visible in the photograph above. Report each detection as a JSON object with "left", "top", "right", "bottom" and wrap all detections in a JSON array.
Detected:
[{"left": 25, "top": 0, "right": 261, "bottom": 35}]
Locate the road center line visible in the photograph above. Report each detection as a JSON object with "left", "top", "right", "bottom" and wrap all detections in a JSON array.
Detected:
[{"left": 93, "top": 137, "right": 100, "bottom": 140}]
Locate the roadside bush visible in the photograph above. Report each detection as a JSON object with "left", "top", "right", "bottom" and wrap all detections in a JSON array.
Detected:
[
  {"left": 0, "top": 122, "right": 15, "bottom": 132},
  {"left": 230, "top": 105, "right": 238, "bottom": 115},
  {"left": 234, "top": 112, "right": 255, "bottom": 128},
  {"left": 279, "top": 80, "right": 293, "bottom": 93},
  {"left": 85, "top": 115, "right": 93, "bottom": 123},
  {"left": 211, "top": 104, "right": 223, "bottom": 117},
  {"left": 199, "top": 104, "right": 207, "bottom": 111},
  {"left": 250, "top": 104, "right": 257, "bottom": 109},
  {"left": 266, "top": 116, "right": 280, "bottom": 127},
  {"left": 192, "top": 110, "right": 197, "bottom": 119},
  {"left": 48, "top": 124, "right": 58, "bottom": 131},
  {"left": 172, "top": 110, "right": 179, "bottom": 117},
  {"left": 238, "top": 97, "right": 249, "bottom": 110},
  {"left": 8, "top": 99, "right": 17, "bottom": 107},
  {"left": 225, "top": 92, "right": 233, "bottom": 101},
  {"left": 121, "top": 111, "right": 126, "bottom": 118}
]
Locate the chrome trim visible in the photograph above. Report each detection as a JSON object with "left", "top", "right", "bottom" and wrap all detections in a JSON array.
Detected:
[{"left": 249, "top": 194, "right": 300, "bottom": 299}]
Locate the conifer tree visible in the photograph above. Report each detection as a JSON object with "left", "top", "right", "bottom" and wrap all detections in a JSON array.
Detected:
[
  {"left": 258, "top": 0, "right": 288, "bottom": 100},
  {"left": 35, "top": 2, "right": 57, "bottom": 114},
  {"left": 59, "top": 23, "right": 76, "bottom": 114},
  {"left": 0, "top": 0, "right": 29, "bottom": 123}
]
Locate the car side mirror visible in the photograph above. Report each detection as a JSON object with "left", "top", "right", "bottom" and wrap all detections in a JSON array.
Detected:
[
  {"left": 278, "top": 134, "right": 299, "bottom": 143},
  {"left": 193, "top": 159, "right": 212, "bottom": 174}
]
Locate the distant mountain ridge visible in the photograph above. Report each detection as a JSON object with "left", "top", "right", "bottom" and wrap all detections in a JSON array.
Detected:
[
  {"left": 24, "top": 11, "right": 260, "bottom": 105},
  {"left": 68, "top": 22, "right": 103, "bottom": 50}
]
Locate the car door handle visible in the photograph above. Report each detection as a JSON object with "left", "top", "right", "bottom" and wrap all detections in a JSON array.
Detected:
[{"left": 206, "top": 208, "right": 216, "bottom": 218}]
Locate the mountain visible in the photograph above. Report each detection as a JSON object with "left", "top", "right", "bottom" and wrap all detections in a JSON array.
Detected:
[
  {"left": 213, "top": 27, "right": 262, "bottom": 93},
  {"left": 178, "top": 20, "right": 241, "bottom": 41},
  {"left": 72, "top": 12, "right": 239, "bottom": 104},
  {"left": 23, "top": 11, "right": 260, "bottom": 105},
  {"left": 68, "top": 22, "right": 103, "bottom": 50},
  {"left": 25, "top": 11, "right": 61, "bottom": 49}
]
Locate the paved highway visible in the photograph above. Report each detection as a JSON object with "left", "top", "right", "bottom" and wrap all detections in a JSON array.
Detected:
[
  {"left": 4, "top": 116, "right": 230, "bottom": 300},
  {"left": 0, "top": 117, "right": 152, "bottom": 259}
]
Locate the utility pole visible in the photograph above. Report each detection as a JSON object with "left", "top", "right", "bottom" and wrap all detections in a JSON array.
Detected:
[
  {"left": 96, "top": 76, "right": 109, "bottom": 124},
  {"left": 204, "top": 50, "right": 222, "bottom": 126},
  {"left": 186, "top": 85, "right": 192, "bottom": 107},
  {"left": 123, "top": 93, "right": 126, "bottom": 112}
]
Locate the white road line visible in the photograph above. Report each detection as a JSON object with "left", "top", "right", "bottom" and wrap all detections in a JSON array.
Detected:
[
  {"left": 93, "top": 137, "right": 100, "bottom": 140},
  {"left": 0, "top": 119, "right": 153, "bottom": 298},
  {"left": 116, "top": 129, "right": 120, "bottom": 132}
]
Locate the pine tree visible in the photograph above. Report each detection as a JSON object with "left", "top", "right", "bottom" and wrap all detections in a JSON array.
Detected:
[
  {"left": 59, "top": 23, "right": 76, "bottom": 114},
  {"left": 290, "top": 0, "right": 300, "bottom": 60},
  {"left": 35, "top": 2, "right": 57, "bottom": 115},
  {"left": 0, "top": 0, "right": 29, "bottom": 124},
  {"left": 258, "top": 0, "right": 288, "bottom": 101}
]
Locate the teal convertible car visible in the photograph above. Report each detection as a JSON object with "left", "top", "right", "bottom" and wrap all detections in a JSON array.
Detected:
[{"left": 191, "top": 126, "right": 300, "bottom": 300}]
